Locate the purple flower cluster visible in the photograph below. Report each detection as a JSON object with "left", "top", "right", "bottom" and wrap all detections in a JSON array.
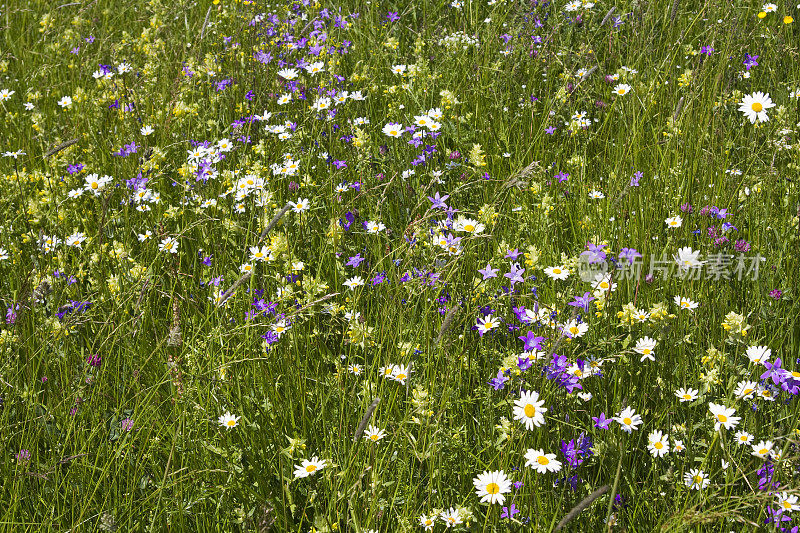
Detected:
[
  {"left": 545, "top": 354, "right": 582, "bottom": 393},
  {"left": 561, "top": 432, "right": 593, "bottom": 469}
]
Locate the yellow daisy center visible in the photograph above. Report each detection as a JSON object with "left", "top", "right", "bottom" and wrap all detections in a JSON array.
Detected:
[
  {"left": 464, "top": 224, "right": 475, "bottom": 232},
  {"left": 784, "top": 502, "right": 792, "bottom": 509},
  {"left": 623, "top": 417, "right": 632, "bottom": 425},
  {"left": 486, "top": 483, "right": 500, "bottom": 494},
  {"left": 91, "top": 182, "right": 99, "bottom": 189},
  {"left": 752, "top": 102, "right": 763, "bottom": 112},
  {"left": 569, "top": 327, "right": 579, "bottom": 335},
  {"left": 553, "top": 268, "right": 561, "bottom": 274},
  {"left": 537, "top": 456, "right": 549, "bottom": 465},
  {"left": 693, "top": 475, "right": 703, "bottom": 484},
  {"left": 759, "top": 448, "right": 768, "bottom": 455},
  {"left": 655, "top": 442, "right": 664, "bottom": 449},
  {"left": 717, "top": 414, "right": 727, "bottom": 423},
  {"left": 226, "top": 420, "right": 236, "bottom": 426},
  {"left": 683, "top": 394, "right": 692, "bottom": 400},
  {"left": 395, "top": 373, "right": 406, "bottom": 380},
  {"left": 524, "top": 404, "right": 536, "bottom": 418},
  {"left": 306, "top": 464, "right": 317, "bottom": 472}
]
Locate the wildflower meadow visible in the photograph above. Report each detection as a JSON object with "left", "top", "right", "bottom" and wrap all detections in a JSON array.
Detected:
[{"left": 2, "top": 0, "right": 800, "bottom": 530}]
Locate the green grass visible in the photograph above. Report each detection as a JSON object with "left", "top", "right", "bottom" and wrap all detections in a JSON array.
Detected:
[{"left": 1, "top": 0, "right": 799, "bottom": 531}]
